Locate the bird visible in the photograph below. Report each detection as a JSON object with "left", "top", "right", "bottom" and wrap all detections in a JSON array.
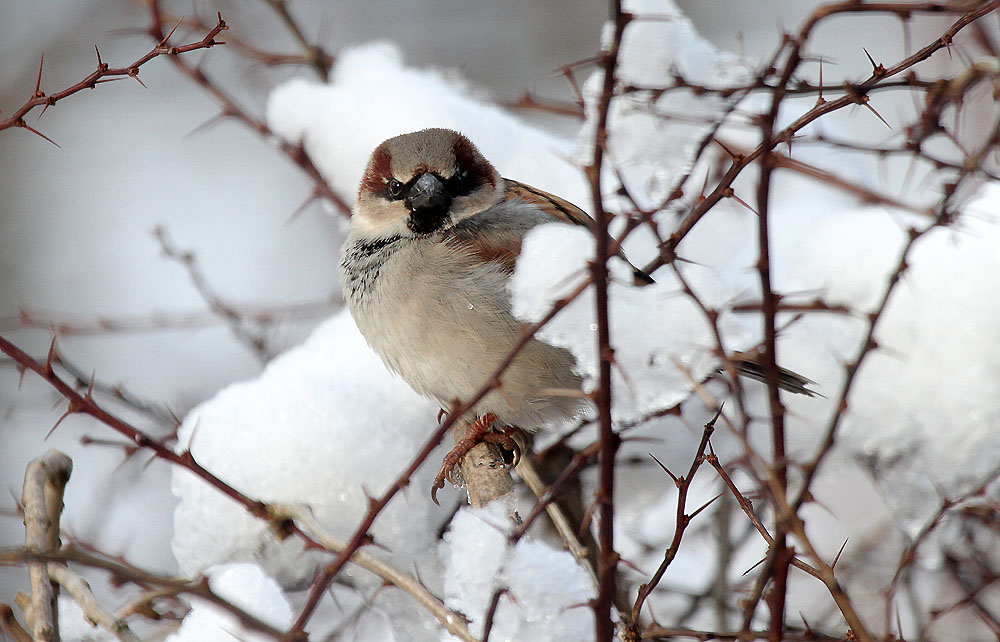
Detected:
[{"left": 340, "top": 128, "right": 815, "bottom": 501}]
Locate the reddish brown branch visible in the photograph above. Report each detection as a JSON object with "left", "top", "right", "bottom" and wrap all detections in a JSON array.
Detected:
[
  {"left": 629, "top": 409, "right": 720, "bottom": 636},
  {"left": 0, "top": 334, "right": 279, "bottom": 527},
  {"left": 588, "top": 5, "right": 629, "bottom": 641},
  {"left": 0, "top": 15, "right": 228, "bottom": 140}
]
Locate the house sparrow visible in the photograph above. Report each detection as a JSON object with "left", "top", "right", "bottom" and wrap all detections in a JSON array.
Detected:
[{"left": 341, "top": 128, "right": 814, "bottom": 499}]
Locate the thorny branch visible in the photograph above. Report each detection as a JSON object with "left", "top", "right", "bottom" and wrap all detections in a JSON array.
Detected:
[
  {"left": 588, "top": 3, "right": 628, "bottom": 641},
  {"left": 0, "top": 14, "right": 228, "bottom": 143}
]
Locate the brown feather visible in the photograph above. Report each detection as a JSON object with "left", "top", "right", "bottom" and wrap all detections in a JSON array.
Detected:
[
  {"left": 503, "top": 179, "right": 592, "bottom": 227},
  {"left": 501, "top": 178, "right": 655, "bottom": 286}
]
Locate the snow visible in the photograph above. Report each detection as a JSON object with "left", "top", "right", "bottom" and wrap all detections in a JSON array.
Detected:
[
  {"left": 172, "top": 312, "right": 447, "bottom": 586},
  {"left": 440, "top": 503, "right": 595, "bottom": 642},
  {"left": 165, "top": 563, "right": 292, "bottom": 642},
  {"left": 789, "top": 191, "right": 1000, "bottom": 532},
  {"left": 511, "top": 223, "right": 726, "bottom": 420},
  {"left": 58, "top": 596, "right": 113, "bottom": 642}
]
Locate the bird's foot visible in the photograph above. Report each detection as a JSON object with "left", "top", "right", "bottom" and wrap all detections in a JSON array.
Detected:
[{"left": 431, "top": 413, "right": 527, "bottom": 504}]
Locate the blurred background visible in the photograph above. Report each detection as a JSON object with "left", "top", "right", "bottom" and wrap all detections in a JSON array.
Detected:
[{"left": 1, "top": 0, "right": 996, "bottom": 634}]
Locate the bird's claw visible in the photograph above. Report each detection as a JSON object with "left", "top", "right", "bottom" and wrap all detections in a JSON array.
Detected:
[{"left": 429, "top": 414, "right": 529, "bottom": 504}]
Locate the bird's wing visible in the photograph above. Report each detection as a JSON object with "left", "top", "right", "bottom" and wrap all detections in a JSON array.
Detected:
[
  {"left": 502, "top": 178, "right": 654, "bottom": 285},
  {"left": 502, "top": 179, "right": 593, "bottom": 228}
]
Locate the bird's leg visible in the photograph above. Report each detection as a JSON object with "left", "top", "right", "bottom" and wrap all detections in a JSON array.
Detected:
[{"left": 432, "top": 412, "right": 498, "bottom": 504}]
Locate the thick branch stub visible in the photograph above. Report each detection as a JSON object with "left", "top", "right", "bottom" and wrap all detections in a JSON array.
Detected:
[
  {"left": 21, "top": 449, "right": 73, "bottom": 642},
  {"left": 449, "top": 423, "right": 517, "bottom": 512}
]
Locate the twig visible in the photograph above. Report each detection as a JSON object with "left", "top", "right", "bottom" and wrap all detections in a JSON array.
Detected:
[
  {"left": 0, "top": 604, "right": 31, "bottom": 642},
  {"left": 153, "top": 226, "right": 275, "bottom": 363},
  {"left": 46, "top": 564, "right": 139, "bottom": 642},
  {"left": 1, "top": 548, "right": 286, "bottom": 640},
  {"left": 260, "top": 0, "right": 334, "bottom": 77},
  {"left": 5, "top": 301, "right": 338, "bottom": 336},
  {"left": 640, "top": 624, "right": 841, "bottom": 641},
  {"left": 516, "top": 457, "right": 590, "bottom": 562},
  {"left": 0, "top": 15, "right": 227, "bottom": 141},
  {"left": 629, "top": 409, "right": 721, "bottom": 636},
  {"left": 276, "top": 505, "right": 477, "bottom": 642},
  {"left": 705, "top": 446, "right": 823, "bottom": 581}
]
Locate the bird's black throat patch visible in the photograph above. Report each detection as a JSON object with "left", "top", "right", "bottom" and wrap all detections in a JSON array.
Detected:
[{"left": 406, "top": 208, "right": 450, "bottom": 235}]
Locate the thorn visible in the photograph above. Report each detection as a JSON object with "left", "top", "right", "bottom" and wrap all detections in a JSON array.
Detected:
[
  {"left": 713, "top": 138, "right": 742, "bottom": 161},
  {"left": 285, "top": 191, "right": 319, "bottom": 225},
  {"left": 17, "top": 119, "right": 60, "bottom": 147},
  {"left": 832, "top": 538, "right": 848, "bottom": 569},
  {"left": 649, "top": 453, "right": 680, "bottom": 485},
  {"left": 742, "top": 555, "right": 767, "bottom": 577},
  {"left": 863, "top": 47, "right": 877, "bottom": 72},
  {"left": 816, "top": 57, "right": 825, "bottom": 106},
  {"left": 860, "top": 96, "right": 892, "bottom": 129},
  {"left": 36, "top": 97, "right": 55, "bottom": 121},
  {"left": 689, "top": 491, "right": 725, "bottom": 519},
  {"left": 34, "top": 55, "right": 45, "bottom": 97},
  {"left": 128, "top": 68, "right": 147, "bottom": 89},
  {"left": 941, "top": 34, "right": 953, "bottom": 60},
  {"left": 722, "top": 187, "right": 759, "bottom": 215},
  {"left": 184, "top": 112, "right": 227, "bottom": 139},
  {"left": 46, "top": 411, "right": 73, "bottom": 439},
  {"left": 159, "top": 16, "right": 185, "bottom": 48},
  {"left": 708, "top": 403, "right": 724, "bottom": 427},
  {"left": 46, "top": 398, "right": 83, "bottom": 439},
  {"left": 94, "top": 44, "right": 106, "bottom": 70},
  {"left": 44, "top": 335, "right": 60, "bottom": 373},
  {"left": 860, "top": 47, "right": 887, "bottom": 77}
]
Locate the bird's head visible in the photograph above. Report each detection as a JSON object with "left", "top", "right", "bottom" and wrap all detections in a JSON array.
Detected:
[{"left": 354, "top": 128, "right": 503, "bottom": 238}]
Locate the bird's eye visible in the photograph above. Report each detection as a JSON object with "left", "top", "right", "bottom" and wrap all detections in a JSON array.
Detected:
[
  {"left": 449, "top": 170, "right": 468, "bottom": 194},
  {"left": 387, "top": 179, "right": 404, "bottom": 199}
]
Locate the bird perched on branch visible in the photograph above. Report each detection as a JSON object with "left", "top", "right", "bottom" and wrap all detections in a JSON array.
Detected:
[{"left": 340, "top": 128, "right": 814, "bottom": 501}]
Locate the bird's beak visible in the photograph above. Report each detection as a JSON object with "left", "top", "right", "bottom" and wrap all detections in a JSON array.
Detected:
[{"left": 405, "top": 172, "right": 451, "bottom": 214}]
